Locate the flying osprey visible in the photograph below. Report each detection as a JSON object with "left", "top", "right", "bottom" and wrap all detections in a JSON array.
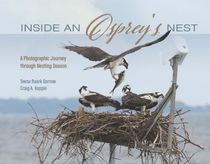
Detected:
[
  {"left": 79, "top": 86, "right": 120, "bottom": 112},
  {"left": 118, "top": 85, "right": 163, "bottom": 112},
  {"left": 64, "top": 31, "right": 170, "bottom": 80}
]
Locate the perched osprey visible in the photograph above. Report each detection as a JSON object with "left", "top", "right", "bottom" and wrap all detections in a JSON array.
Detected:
[
  {"left": 79, "top": 86, "right": 120, "bottom": 112},
  {"left": 138, "top": 92, "right": 164, "bottom": 109},
  {"left": 119, "top": 85, "right": 163, "bottom": 112},
  {"left": 64, "top": 31, "right": 170, "bottom": 80}
]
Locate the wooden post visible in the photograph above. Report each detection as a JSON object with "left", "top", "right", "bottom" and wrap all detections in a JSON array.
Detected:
[
  {"left": 109, "top": 144, "right": 116, "bottom": 164},
  {"left": 142, "top": 85, "right": 176, "bottom": 142},
  {"left": 167, "top": 56, "right": 179, "bottom": 149}
]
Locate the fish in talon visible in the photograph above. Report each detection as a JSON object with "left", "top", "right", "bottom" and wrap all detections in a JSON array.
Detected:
[{"left": 110, "top": 70, "right": 125, "bottom": 94}]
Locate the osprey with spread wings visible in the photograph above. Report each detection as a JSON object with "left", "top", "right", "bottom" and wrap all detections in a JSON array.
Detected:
[{"left": 64, "top": 31, "right": 170, "bottom": 81}]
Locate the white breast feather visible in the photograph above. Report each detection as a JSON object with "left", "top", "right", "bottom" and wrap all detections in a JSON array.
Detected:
[{"left": 141, "top": 95, "right": 157, "bottom": 103}]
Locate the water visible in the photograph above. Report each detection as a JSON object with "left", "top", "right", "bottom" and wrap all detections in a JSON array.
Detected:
[{"left": 0, "top": 113, "right": 209, "bottom": 164}]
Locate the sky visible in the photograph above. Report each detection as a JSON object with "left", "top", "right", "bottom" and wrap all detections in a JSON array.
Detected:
[
  {"left": 0, "top": 0, "right": 210, "bottom": 106},
  {"left": 0, "top": 0, "right": 210, "bottom": 34}
]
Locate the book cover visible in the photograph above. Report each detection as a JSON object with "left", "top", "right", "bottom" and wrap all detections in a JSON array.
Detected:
[{"left": 0, "top": 0, "right": 209, "bottom": 163}]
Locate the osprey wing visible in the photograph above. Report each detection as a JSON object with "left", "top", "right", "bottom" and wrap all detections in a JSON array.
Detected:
[
  {"left": 64, "top": 44, "right": 112, "bottom": 61},
  {"left": 85, "top": 92, "right": 120, "bottom": 109},
  {"left": 79, "top": 98, "right": 101, "bottom": 107},
  {"left": 122, "top": 92, "right": 151, "bottom": 107},
  {"left": 116, "top": 31, "right": 171, "bottom": 59},
  {"left": 138, "top": 93, "right": 153, "bottom": 97}
]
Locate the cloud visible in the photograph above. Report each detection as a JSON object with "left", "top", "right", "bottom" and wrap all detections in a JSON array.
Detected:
[
  {"left": 0, "top": 0, "right": 102, "bottom": 33},
  {"left": 93, "top": 0, "right": 210, "bottom": 34},
  {"left": 0, "top": 0, "right": 209, "bottom": 34}
]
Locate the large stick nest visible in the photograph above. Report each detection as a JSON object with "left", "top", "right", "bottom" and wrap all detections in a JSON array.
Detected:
[
  {"left": 31, "top": 107, "right": 203, "bottom": 164},
  {"left": 49, "top": 109, "right": 171, "bottom": 149}
]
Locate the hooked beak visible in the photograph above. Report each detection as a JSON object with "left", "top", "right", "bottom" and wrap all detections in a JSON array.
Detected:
[
  {"left": 160, "top": 94, "right": 164, "bottom": 98},
  {"left": 123, "top": 62, "right": 128, "bottom": 69}
]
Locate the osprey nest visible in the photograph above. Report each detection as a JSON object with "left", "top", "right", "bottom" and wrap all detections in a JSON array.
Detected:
[{"left": 31, "top": 107, "right": 203, "bottom": 164}]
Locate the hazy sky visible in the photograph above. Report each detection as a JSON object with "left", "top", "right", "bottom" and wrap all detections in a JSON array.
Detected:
[
  {"left": 0, "top": 0, "right": 210, "bottom": 106},
  {"left": 0, "top": 0, "right": 210, "bottom": 34},
  {"left": 0, "top": 34, "right": 209, "bottom": 106}
]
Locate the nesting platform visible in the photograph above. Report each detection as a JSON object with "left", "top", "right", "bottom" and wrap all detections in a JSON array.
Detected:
[
  {"left": 31, "top": 106, "right": 203, "bottom": 164},
  {"left": 49, "top": 108, "right": 175, "bottom": 150}
]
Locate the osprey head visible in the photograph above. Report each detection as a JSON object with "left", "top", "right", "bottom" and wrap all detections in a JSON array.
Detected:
[
  {"left": 122, "top": 84, "right": 131, "bottom": 94},
  {"left": 79, "top": 86, "right": 89, "bottom": 96},
  {"left": 122, "top": 58, "right": 128, "bottom": 69},
  {"left": 153, "top": 92, "right": 164, "bottom": 98}
]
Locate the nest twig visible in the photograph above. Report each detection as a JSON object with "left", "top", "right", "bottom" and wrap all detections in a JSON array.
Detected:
[{"left": 31, "top": 107, "right": 204, "bottom": 164}]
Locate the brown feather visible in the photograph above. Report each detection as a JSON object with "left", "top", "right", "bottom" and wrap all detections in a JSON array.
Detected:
[{"left": 64, "top": 45, "right": 111, "bottom": 61}]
